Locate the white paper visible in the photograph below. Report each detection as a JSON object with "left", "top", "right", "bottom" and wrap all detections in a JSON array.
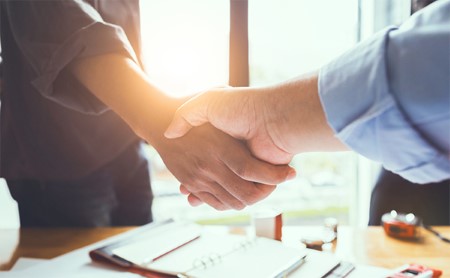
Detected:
[{"left": 113, "top": 222, "right": 201, "bottom": 265}]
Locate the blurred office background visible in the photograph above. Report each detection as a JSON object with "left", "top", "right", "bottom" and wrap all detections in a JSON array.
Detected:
[{"left": 0, "top": 0, "right": 411, "bottom": 228}]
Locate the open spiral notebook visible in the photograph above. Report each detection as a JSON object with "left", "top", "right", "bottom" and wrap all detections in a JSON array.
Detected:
[{"left": 89, "top": 220, "right": 308, "bottom": 278}]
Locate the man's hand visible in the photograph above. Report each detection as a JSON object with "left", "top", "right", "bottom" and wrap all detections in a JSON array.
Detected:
[
  {"left": 153, "top": 124, "right": 296, "bottom": 210},
  {"left": 165, "top": 72, "right": 347, "bottom": 163},
  {"left": 164, "top": 87, "right": 294, "bottom": 165}
]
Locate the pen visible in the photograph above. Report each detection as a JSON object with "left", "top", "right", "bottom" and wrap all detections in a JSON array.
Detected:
[
  {"left": 143, "top": 235, "right": 201, "bottom": 264},
  {"left": 274, "top": 254, "right": 307, "bottom": 278}
]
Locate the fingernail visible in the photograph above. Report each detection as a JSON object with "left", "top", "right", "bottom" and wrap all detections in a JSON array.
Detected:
[
  {"left": 286, "top": 169, "right": 297, "bottom": 181},
  {"left": 164, "top": 129, "right": 175, "bottom": 139}
]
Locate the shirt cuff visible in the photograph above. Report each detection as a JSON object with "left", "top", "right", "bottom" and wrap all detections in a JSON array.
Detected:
[
  {"left": 31, "top": 21, "right": 139, "bottom": 114},
  {"left": 318, "top": 27, "right": 450, "bottom": 184}
]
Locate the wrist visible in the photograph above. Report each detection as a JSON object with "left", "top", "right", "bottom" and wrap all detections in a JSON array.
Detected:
[
  {"left": 287, "top": 72, "right": 348, "bottom": 153},
  {"left": 262, "top": 72, "right": 345, "bottom": 154},
  {"left": 133, "top": 96, "right": 186, "bottom": 148},
  {"left": 256, "top": 86, "right": 297, "bottom": 155}
]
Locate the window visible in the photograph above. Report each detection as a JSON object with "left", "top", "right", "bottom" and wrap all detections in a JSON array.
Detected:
[
  {"left": 140, "top": 0, "right": 229, "bottom": 96},
  {"left": 248, "top": 0, "right": 357, "bottom": 86}
]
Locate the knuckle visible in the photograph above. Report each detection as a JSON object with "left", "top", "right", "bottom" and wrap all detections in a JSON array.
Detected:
[
  {"left": 181, "top": 176, "right": 213, "bottom": 194},
  {"left": 226, "top": 197, "right": 246, "bottom": 210},
  {"left": 256, "top": 184, "right": 276, "bottom": 199},
  {"left": 209, "top": 200, "right": 228, "bottom": 211},
  {"left": 242, "top": 185, "right": 262, "bottom": 205},
  {"left": 243, "top": 186, "right": 271, "bottom": 205},
  {"left": 235, "top": 163, "right": 249, "bottom": 178},
  {"left": 215, "top": 205, "right": 228, "bottom": 211},
  {"left": 178, "top": 173, "right": 195, "bottom": 187},
  {"left": 244, "top": 195, "right": 260, "bottom": 206},
  {"left": 179, "top": 185, "right": 189, "bottom": 195},
  {"left": 173, "top": 109, "right": 183, "bottom": 120},
  {"left": 197, "top": 192, "right": 228, "bottom": 211},
  {"left": 182, "top": 183, "right": 198, "bottom": 193},
  {"left": 195, "top": 160, "right": 210, "bottom": 175},
  {"left": 238, "top": 193, "right": 255, "bottom": 206}
]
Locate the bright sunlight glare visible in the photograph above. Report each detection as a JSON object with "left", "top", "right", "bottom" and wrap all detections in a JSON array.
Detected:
[{"left": 140, "top": 0, "right": 230, "bottom": 97}]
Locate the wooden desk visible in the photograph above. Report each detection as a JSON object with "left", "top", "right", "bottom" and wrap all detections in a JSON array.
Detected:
[
  {"left": 283, "top": 226, "right": 450, "bottom": 277},
  {"left": 1, "top": 226, "right": 449, "bottom": 277}
]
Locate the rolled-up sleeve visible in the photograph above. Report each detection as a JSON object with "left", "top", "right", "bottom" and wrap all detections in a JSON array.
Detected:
[
  {"left": 5, "top": 0, "right": 139, "bottom": 114},
  {"left": 318, "top": 0, "right": 450, "bottom": 184}
]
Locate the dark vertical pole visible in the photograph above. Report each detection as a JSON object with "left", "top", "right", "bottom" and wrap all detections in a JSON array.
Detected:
[{"left": 229, "top": 0, "right": 249, "bottom": 87}]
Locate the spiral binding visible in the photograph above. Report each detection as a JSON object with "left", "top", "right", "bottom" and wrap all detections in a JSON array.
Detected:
[
  {"left": 181, "top": 237, "right": 257, "bottom": 275},
  {"left": 234, "top": 238, "right": 255, "bottom": 252},
  {"left": 192, "top": 253, "right": 222, "bottom": 270}
]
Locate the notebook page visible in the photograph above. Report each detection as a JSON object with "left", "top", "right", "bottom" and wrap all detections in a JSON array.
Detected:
[
  {"left": 186, "top": 237, "right": 306, "bottom": 278},
  {"left": 112, "top": 222, "right": 201, "bottom": 267},
  {"left": 145, "top": 233, "right": 246, "bottom": 274}
]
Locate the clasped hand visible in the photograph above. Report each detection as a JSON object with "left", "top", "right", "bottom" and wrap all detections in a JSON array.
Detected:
[
  {"left": 163, "top": 86, "right": 297, "bottom": 209},
  {"left": 164, "top": 73, "right": 346, "bottom": 209}
]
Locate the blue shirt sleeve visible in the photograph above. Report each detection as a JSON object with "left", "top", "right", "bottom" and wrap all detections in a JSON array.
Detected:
[
  {"left": 5, "top": 0, "right": 139, "bottom": 114},
  {"left": 318, "top": 0, "right": 450, "bottom": 184}
]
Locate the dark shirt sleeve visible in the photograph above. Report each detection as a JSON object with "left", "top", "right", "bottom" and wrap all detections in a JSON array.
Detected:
[{"left": 4, "top": 0, "right": 139, "bottom": 114}]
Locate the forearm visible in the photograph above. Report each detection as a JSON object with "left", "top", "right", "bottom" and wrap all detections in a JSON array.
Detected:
[
  {"left": 258, "top": 72, "right": 348, "bottom": 154},
  {"left": 69, "top": 53, "right": 183, "bottom": 145}
]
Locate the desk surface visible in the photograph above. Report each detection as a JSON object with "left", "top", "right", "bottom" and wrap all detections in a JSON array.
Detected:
[{"left": 1, "top": 226, "right": 449, "bottom": 277}]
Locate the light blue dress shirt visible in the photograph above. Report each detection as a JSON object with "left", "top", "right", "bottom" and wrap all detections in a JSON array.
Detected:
[{"left": 318, "top": 0, "right": 450, "bottom": 184}]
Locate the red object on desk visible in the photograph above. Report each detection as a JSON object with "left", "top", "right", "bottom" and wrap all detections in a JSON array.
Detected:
[
  {"left": 382, "top": 211, "right": 420, "bottom": 239},
  {"left": 388, "top": 263, "right": 442, "bottom": 278}
]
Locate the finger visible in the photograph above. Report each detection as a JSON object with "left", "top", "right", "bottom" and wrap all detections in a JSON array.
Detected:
[
  {"left": 164, "top": 95, "right": 210, "bottom": 139},
  {"left": 180, "top": 184, "right": 190, "bottom": 195},
  {"left": 186, "top": 193, "right": 203, "bottom": 206},
  {"left": 211, "top": 165, "right": 277, "bottom": 206},
  {"left": 188, "top": 192, "right": 230, "bottom": 211},
  {"left": 222, "top": 141, "right": 297, "bottom": 185},
  {"left": 183, "top": 180, "right": 246, "bottom": 210},
  {"left": 254, "top": 183, "right": 278, "bottom": 199}
]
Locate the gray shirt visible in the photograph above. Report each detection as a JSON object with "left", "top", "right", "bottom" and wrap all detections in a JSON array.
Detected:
[{"left": 0, "top": 0, "right": 143, "bottom": 180}]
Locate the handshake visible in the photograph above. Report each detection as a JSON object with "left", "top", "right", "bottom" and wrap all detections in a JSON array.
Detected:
[{"left": 163, "top": 72, "right": 347, "bottom": 210}]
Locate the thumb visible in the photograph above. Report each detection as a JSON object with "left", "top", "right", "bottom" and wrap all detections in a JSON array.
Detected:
[
  {"left": 164, "top": 114, "right": 194, "bottom": 139},
  {"left": 164, "top": 97, "right": 209, "bottom": 138}
]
